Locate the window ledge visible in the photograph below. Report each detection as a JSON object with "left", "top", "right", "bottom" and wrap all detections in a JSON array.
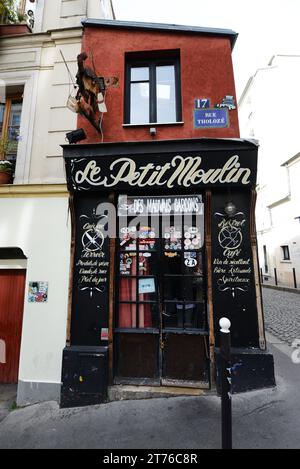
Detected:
[
  {"left": 280, "top": 260, "right": 292, "bottom": 263},
  {"left": 123, "top": 121, "right": 184, "bottom": 128}
]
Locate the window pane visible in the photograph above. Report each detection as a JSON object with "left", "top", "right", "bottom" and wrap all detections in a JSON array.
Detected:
[
  {"left": 131, "top": 67, "right": 149, "bottom": 82},
  {"left": 164, "top": 277, "right": 184, "bottom": 301},
  {"left": 119, "top": 278, "right": 137, "bottom": 302},
  {"left": 156, "top": 65, "right": 176, "bottom": 123},
  {"left": 184, "top": 277, "right": 204, "bottom": 302},
  {"left": 0, "top": 104, "right": 4, "bottom": 134},
  {"left": 7, "top": 102, "right": 22, "bottom": 159},
  {"left": 118, "top": 303, "right": 137, "bottom": 328},
  {"left": 139, "top": 225, "right": 157, "bottom": 251},
  {"left": 130, "top": 83, "right": 150, "bottom": 123},
  {"left": 183, "top": 252, "right": 203, "bottom": 275},
  {"left": 163, "top": 224, "right": 182, "bottom": 251},
  {"left": 162, "top": 252, "right": 182, "bottom": 275},
  {"left": 138, "top": 303, "right": 157, "bottom": 328},
  {"left": 184, "top": 303, "right": 206, "bottom": 329},
  {"left": 120, "top": 253, "right": 137, "bottom": 276},
  {"left": 163, "top": 302, "right": 205, "bottom": 329},
  {"left": 138, "top": 277, "right": 156, "bottom": 296},
  {"left": 183, "top": 225, "right": 202, "bottom": 250},
  {"left": 138, "top": 253, "right": 158, "bottom": 276},
  {"left": 119, "top": 225, "right": 137, "bottom": 251}
]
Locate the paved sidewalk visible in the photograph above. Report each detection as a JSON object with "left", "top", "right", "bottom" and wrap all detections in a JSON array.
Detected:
[
  {"left": 0, "top": 342, "right": 299, "bottom": 449},
  {"left": 262, "top": 288, "right": 300, "bottom": 345},
  {"left": 0, "top": 385, "right": 17, "bottom": 423}
]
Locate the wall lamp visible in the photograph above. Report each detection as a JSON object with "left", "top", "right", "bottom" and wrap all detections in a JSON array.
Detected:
[
  {"left": 66, "top": 128, "right": 87, "bottom": 144},
  {"left": 224, "top": 201, "right": 237, "bottom": 217}
]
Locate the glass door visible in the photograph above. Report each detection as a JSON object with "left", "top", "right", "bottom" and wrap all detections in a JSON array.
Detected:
[
  {"left": 114, "top": 195, "right": 210, "bottom": 388},
  {"left": 160, "top": 214, "right": 209, "bottom": 387}
]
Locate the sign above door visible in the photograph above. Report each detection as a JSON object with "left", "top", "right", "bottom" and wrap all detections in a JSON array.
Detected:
[{"left": 63, "top": 138, "right": 258, "bottom": 192}]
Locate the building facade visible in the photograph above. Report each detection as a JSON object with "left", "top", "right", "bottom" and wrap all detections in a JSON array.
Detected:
[
  {"left": 0, "top": 0, "right": 114, "bottom": 405},
  {"left": 61, "top": 19, "right": 274, "bottom": 407},
  {"left": 239, "top": 55, "right": 300, "bottom": 287}
]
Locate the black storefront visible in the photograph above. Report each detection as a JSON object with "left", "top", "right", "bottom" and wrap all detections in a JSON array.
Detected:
[{"left": 61, "top": 138, "right": 275, "bottom": 407}]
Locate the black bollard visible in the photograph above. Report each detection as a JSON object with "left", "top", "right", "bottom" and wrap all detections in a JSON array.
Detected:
[
  {"left": 293, "top": 268, "right": 297, "bottom": 289},
  {"left": 274, "top": 267, "right": 278, "bottom": 286},
  {"left": 219, "top": 317, "right": 232, "bottom": 450}
]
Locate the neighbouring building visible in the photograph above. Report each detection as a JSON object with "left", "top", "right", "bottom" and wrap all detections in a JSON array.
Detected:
[
  {"left": 0, "top": 0, "right": 115, "bottom": 405},
  {"left": 239, "top": 55, "right": 300, "bottom": 288},
  {"left": 60, "top": 19, "right": 275, "bottom": 407}
]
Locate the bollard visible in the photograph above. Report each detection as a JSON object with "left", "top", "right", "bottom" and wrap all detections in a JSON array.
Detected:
[
  {"left": 260, "top": 268, "right": 263, "bottom": 284},
  {"left": 293, "top": 268, "right": 297, "bottom": 289},
  {"left": 219, "top": 317, "right": 232, "bottom": 450},
  {"left": 274, "top": 267, "right": 278, "bottom": 286}
]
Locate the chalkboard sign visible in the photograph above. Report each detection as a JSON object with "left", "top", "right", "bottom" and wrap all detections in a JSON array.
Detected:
[
  {"left": 211, "top": 189, "right": 259, "bottom": 348},
  {"left": 71, "top": 195, "right": 110, "bottom": 346}
]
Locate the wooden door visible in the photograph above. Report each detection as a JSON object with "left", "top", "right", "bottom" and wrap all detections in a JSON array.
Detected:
[
  {"left": 0, "top": 270, "right": 26, "bottom": 384},
  {"left": 115, "top": 194, "right": 210, "bottom": 387}
]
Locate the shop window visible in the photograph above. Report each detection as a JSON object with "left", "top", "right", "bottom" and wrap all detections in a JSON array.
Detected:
[
  {"left": 0, "top": 92, "right": 23, "bottom": 163},
  {"left": 116, "top": 195, "right": 206, "bottom": 331},
  {"left": 124, "top": 52, "right": 182, "bottom": 124},
  {"left": 281, "top": 245, "right": 290, "bottom": 261}
]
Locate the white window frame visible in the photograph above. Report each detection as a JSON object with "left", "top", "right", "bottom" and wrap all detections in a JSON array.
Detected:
[{"left": 0, "top": 70, "right": 39, "bottom": 184}]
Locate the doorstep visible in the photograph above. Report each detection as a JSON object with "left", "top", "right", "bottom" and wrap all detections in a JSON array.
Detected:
[{"left": 108, "top": 385, "right": 213, "bottom": 402}]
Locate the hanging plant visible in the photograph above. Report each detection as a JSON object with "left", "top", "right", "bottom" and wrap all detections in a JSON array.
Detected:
[
  {"left": 0, "top": 160, "right": 14, "bottom": 174},
  {"left": 0, "top": 0, "right": 20, "bottom": 25}
]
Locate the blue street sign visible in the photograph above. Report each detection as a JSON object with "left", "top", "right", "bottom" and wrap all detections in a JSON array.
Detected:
[{"left": 194, "top": 108, "right": 229, "bottom": 129}]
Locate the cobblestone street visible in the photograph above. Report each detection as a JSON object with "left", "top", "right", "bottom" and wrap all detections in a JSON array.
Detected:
[{"left": 262, "top": 287, "right": 300, "bottom": 345}]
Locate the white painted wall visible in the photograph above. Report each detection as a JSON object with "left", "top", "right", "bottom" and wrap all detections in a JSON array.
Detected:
[
  {"left": 0, "top": 30, "right": 82, "bottom": 184},
  {"left": 239, "top": 55, "right": 300, "bottom": 286},
  {"left": 0, "top": 196, "right": 71, "bottom": 386},
  {"left": 42, "top": 0, "right": 114, "bottom": 31}
]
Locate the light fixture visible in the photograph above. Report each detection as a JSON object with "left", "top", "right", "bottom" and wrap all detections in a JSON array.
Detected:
[
  {"left": 65, "top": 128, "right": 87, "bottom": 144},
  {"left": 224, "top": 201, "right": 236, "bottom": 217}
]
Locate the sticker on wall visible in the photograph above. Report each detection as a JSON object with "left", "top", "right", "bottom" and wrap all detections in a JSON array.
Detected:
[
  {"left": 194, "top": 98, "right": 210, "bottom": 109},
  {"left": 215, "top": 95, "right": 236, "bottom": 111},
  {"left": 194, "top": 108, "right": 229, "bottom": 129},
  {"left": 101, "top": 328, "right": 109, "bottom": 341},
  {"left": 28, "top": 281, "right": 49, "bottom": 303},
  {"left": 139, "top": 278, "right": 156, "bottom": 294},
  {"left": 184, "top": 256, "right": 197, "bottom": 268}
]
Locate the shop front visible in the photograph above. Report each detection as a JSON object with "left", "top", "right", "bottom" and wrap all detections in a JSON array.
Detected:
[{"left": 61, "top": 137, "right": 275, "bottom": 407}]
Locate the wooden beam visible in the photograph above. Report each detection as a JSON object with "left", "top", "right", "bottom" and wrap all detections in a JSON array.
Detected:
[
  {"left": 205, "top": 190, "right": 215, "bottom": 385},
  {"left": 108, "top": 192, "right": 116, "bottom": 385},
  {"left": 66, "top": 194, "right": 76, "bottom": 346}
]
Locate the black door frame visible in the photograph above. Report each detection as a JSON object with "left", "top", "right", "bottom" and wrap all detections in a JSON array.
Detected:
[{"left": 113, "top": 192, "right": 210, "bottom": 387}]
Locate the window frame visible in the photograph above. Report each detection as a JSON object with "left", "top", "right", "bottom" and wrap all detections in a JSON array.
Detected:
[
  {"left": 0, "top": 94, "right": 23, "bottom": 161},
  {"left": 281, "top": 245, "right": 290, "bottom": 261},
  {"left": 124, "top": 54, "right": 182, "bottom": 125},
  {"left": 115, "top": 196, "right": 206, "bottom": 332}
]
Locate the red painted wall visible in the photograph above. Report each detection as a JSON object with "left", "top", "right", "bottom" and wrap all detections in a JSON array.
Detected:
[{"left": 78, "top": 25, "right": 240, "bottom": 143}]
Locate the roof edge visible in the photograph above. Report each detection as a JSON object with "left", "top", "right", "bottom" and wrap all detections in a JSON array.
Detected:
[{"left": 82, "top": 18, "right": 238, "bottom": 49}]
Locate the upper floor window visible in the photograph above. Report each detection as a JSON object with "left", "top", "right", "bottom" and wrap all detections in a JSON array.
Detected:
[
  {"left": 124, "top": 52, "right": 182, "bottom": 125},
  {"left": 281, "top": 245, "right": 290, "bottom": 261},
  {"left": 0, "top": 92, "right": 23, "bottom": 163}
]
